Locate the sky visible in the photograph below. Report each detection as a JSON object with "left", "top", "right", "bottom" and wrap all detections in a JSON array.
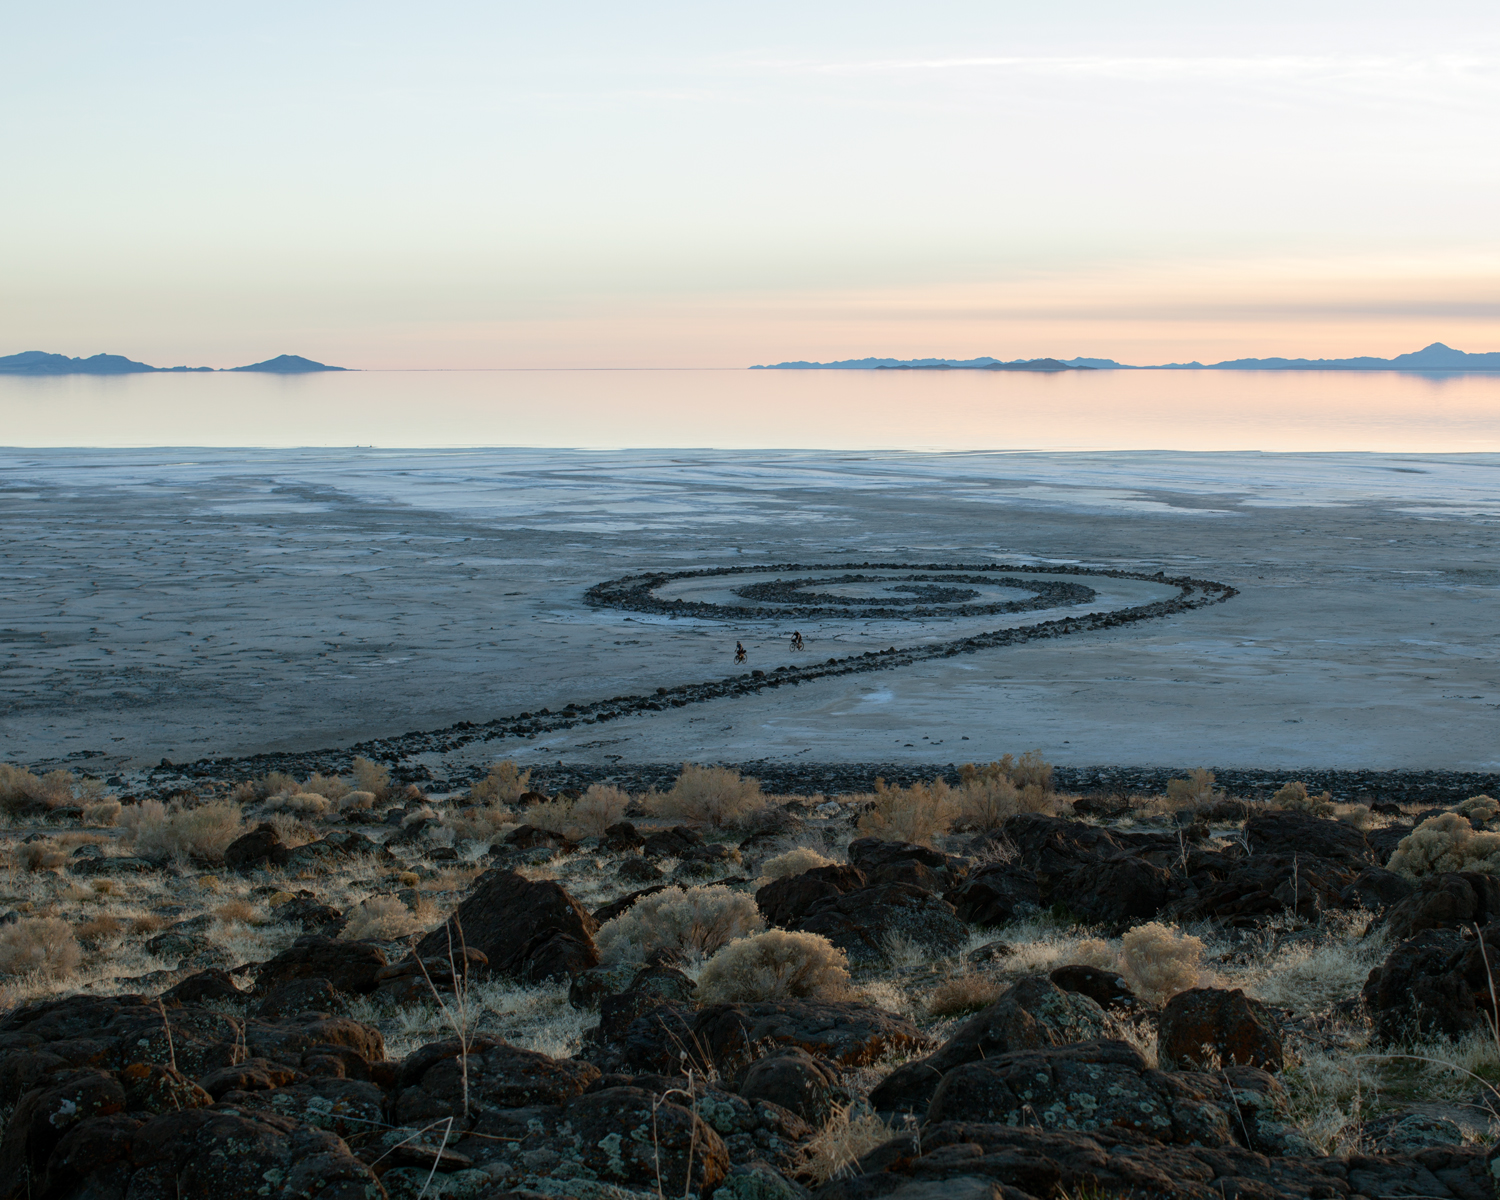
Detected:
[{"left": 3, "top": 1, "right": 1498, "bottom": 369}]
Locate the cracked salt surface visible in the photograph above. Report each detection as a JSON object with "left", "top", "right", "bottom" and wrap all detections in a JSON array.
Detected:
[{"left": 1, "top": 446, "right": 1498, "bottom": 773}]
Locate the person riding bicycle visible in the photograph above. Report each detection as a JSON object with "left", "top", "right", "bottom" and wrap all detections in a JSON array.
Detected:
[
  {"left": 734, "top": 641, "right": 747, "bottom": 663},
  {"left": 790, "top": 630, "right": 804, "bottom": 651}
]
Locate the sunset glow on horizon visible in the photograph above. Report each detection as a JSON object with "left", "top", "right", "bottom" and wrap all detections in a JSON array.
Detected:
[{"left": 4, "top": 2, "right": 1498, "bottom": 370}]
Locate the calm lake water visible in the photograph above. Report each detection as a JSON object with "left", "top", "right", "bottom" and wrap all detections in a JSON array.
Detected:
[{"left": 3, "top": 367, "right": 1499, "bottom": 451}]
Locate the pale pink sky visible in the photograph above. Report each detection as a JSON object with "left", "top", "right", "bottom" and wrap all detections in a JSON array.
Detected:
[{"left": 3, "top": 2, "right": 1497, "bottom": 368}]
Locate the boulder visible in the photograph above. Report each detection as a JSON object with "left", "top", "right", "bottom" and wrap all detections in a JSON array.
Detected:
[
  {"left": 944, "top": 863, "right": 1041, "bottom": 926},
  {"left": 926, "top": 1039, "right": 1235, "bottom": 1146},
  {"left": 1158, "top": 987, "right": 1283, "bottom": 1072},
  {"left": 38, "top": 1106, "right": 381, "bottom": 1200},
  {"left": 393, "top": 1037, "right": 600, "bottom": 1122},
  {"left": 1057, "top": 856, "right": 1174, "bottom": 928},
  {"left": 788, "top": 883, "right": 968, "bottom": 965},
  {"left": 563, "top": 1086, "right": 729, "bottom": 1196},
  {"left": 1342, "top": 865, "right": 1417, "bottom": 911},
  {"left": 1048, "top": 964, "right": 1138, "bottom": 1012},
  {"left": 591, "top": 883, "right": 668, "bottom": 925},
  {"left": 595, "top": 964, "right": 698, "bottom": 1043},
  {"left": 253, "top": 978, "right": 351, "bottom": 1021},
  {"left": 1379, "top": 872, "right": 1500, "bottom": 941},
  {"left": 1368, "top": 824, "right": 1416, "bottom": 864},
  {"left": 502, "top": 824, "right": 576, "bottom": 853},
  {"left": 690, "top": 1001, "right": 926, "bottom": 1077},
  {"left": 602, "top": 821, "right": 645, "bottom": 852},
  {"left": 737, "top": 1046, "right": 838, "bottom": 1125},
  {"left": 255, "top": 936, "right": 388, "bottom": 996},
  {"left": 223, "top": 825, "right": 283, "bottom": 870},
  {"left": 414, "top": 868, "right": 599, "bottom": 981},
  {"left": 643, "top": 825, "right": 709, "bottom": 859},
  {"left": 615, "top": 856, "right": 663, "bottom": 884},
  {"left": 815, "top": 1121, "right": 1490, "bottom": 1200},
  {"left": 869, "top": 976, "right": 1106, "bottom": 1115},
  {"left": 160, "top": 969, "right": 244, "bottom": 1007},
  {"left": 1173, "top": 854, "right": 1357, "bottom": 923},
  {"left": 1244, "top": 810, "right": 1374, "bottom": 865},
  {"left": 847, "top": 837, "right": 959, "bottom": 889},
  {"left": 756, "top": 864, "right": 866, "bottom": 927},
  {"left": 1361, "top": 926, "right": 1496, "bottom": 1043}
]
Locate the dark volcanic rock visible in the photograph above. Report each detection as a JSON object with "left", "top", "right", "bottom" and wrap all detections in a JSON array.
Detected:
[
  {"left": 564, "top": 1086, "right": 729, "bottom": 1196},
  {"left": 1048, "top": 964, "right": 1139, "bottom": 1012},
  {"left": 255, "top": 936, "right": 387, "bottom": 996},
  {"left": 1172, "top": 854, "right": 1357, "bottom": 923},
  {"left": 870, "top": 976, "right": 1107, "bottom": 1115},
  {"left": 927, "top": 1039, "right": 1236, "bottom": 1146},
  {"left": 1244, "top": 810, "right": 1374, "bottom": 865},
  {"left": 756, "top": 863, "right": 866, "bottom": 926},
  {"left": 1343, "top": 865, "right": 1417, "bottom": 911},
  {"left": 788, "top": 883, "right": 967, "bottom": 965},
  {"left": 415, "top": 867, "right": 599, "bottom": 981},
  {"left": 1379, "top": 871, "right": 1500, "bottom": 941},
  {"left": 737, "top": 1046, "right": 838, "bottom": 1125},
  {"left": 1362, "top": 926, "right": 1494, "bottom": 1043},
  {"left": 1058, "top": 855, "right": 1174, "bottom": 928},
  {"left": 690, "top": 1001, "right": 926, "bottom": 1077},
  {"left": 1158, "top": 987, "right": 1283, "bottom": 1072},
  {"left": 223, "top": 824, "right": 283, "bottom": 870},
  {"left": 945, "top": 862, "right": 1042, "bottom": 926},
  {"left": 393, "top": 1036, "right": 599, "bottom": 1122}
]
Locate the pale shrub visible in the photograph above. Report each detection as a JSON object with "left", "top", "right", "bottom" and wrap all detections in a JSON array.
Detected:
[
  {"left": 1165, "top": 768, "right": 1220, "bottom": 808},
  {"left": 470, "top": 760, "right": 532, "bottom": 804},
  {"left": 1457, "top": 794, "right": 1500, "bottom": 821},
  {"left": 82, "top": 800, "right": 122, "bottom": 826},
  {"left": 0, "top": 918, "right": 81, "bottom": 978},
  {"left": 266, "top": 813, "right": 317, "bottom": 847},
  {"left": 527, "top": 784, "right": 630, "bottom": 840},
  {"left": 647, "top": 764, "right": 763, "bottom": 828},
  {"left": 351, "top": 756, "right": 392, "bottom": 799},
  {"left": 856, "top": 779, "right": 953, "bottom": 847},
  {"left": 761, "top": 846, "right": 835, "bottom": 880},
  {"left": 342, "top": 895, "right": 423, "bottom": 941},
  {"left": 1271, "top": 781, "right": 1334, "bottom": 816},
  {"left": 696, "top": 930, "right": 849, "bottom": 1004},
  {"left": 301, "top": 772, "right": 350, "bottom": 802},
  {"left": 1120, "top": 922, "right": 1206, "bottom": 1005},
  {"left": 1388, "top": 813, "right": 1500, "bottom": 879},
  {"left": 339, "top": 790, "right": 377, "bottom": 811},
  {"left": 19, "top": 843, "right": 67, "bottom": 872},
  {"left": 952, "top": 761, "right": 1063, "bottom": 830},
  {"left": 0, "top": 765, "right": 94, "bottom": 812},
  {"left": 259, "top": 771, "right": 298, "bottom": 798},
  {"left": 123, "top": 799, "right": 245, "bottom": 864},
  {"left": 265, "top": 792, "right": 330, "bottom": 817},
  {"left": 596, "top": 884, "right": 764, "bottom": 965}
]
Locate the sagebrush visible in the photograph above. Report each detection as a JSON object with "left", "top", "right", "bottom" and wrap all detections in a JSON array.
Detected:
[
  {"left": 1388, "top": 812, "right": 1500, "bottom": 879},
  {"left": 696, "top": 929, "right": 850, "bottom": 1004},
  {"left": 855, "top": 778, "right": 952, "bottom": 847},
  {"left": 647, "top": 764, "right": 764, "bottom": 828},
  {"left": 595, "top": 884, "right": 763, "bottom": 964},
  {"left": 760, "top": 846, "right": 835, "bottom": 880},
  {"left": 122, "top": 800, "right": 245, "bottom": 863},
  {"left": 0, "top": 918, "right": 81, "bottom": 978},
  {"left": 1119, "top": 921, "right": 1206, "bottom": 1004}
]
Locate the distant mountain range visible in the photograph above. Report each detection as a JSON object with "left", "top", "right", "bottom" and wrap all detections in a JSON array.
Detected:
[
  {"left": 0, "top": 351, "right": 346, "bottom": 375},
  {"left": 753, "top": 343, "right": 1500, "bottom": 372}
]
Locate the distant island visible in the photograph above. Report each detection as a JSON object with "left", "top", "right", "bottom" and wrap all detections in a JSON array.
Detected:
[
  {"left": 0, "top": 351, "right": 347, "bottom": 375},
  {"left": 753, "top": 342, "right": 1500, "bottom": 373}
]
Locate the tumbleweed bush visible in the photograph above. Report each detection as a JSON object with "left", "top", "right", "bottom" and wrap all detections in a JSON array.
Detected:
[
  {"left": 469, "top": 760, "right": 532, "bottom": 804},
  {"left": 1119, "top": 921, "right": 1207, "bottom": 1005},
  {"left": 595, "top": 884, "right": 763, "bottom": 965},
  {"left": 1388, "top": 812, "right": 1500, "bottom": 879},
  {"left": 0, "top": 917, "right": 81, "bottom": 978},
  {"left": 341, "top": 895, "right": 423, "bottom": 941},
  {"left": 855, "top": 778, "right": 953, "bottom": 847},
  {"left": 760, "top": 846, "right": 835, "bottom": 880},
  {"left": 123, "top": 799, "right": 245, "bottom": 864},
  {"left": 648, "top": 764, "right": 764, "bottom": 828},
  {"left": 696, "top": 929, "right": 850, "bottom": 1004}
]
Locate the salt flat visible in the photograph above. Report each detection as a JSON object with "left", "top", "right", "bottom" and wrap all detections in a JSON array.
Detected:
[{"left": 1, "top": 448, "right": 1497, "bottom": 774}]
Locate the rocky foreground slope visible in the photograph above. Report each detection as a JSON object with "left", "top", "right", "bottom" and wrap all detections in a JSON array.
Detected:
[{"left": 1, "top": 772, "right": 1499, "bottom": 1200}]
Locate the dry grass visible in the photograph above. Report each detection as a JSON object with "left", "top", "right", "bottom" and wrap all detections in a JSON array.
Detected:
[
  {"left": 799, "top": 1104, "right": 893, "bottom": 1186},
  {"left": 214, "top": 899, "right": 261, "bottom": 924},
  {"left": 75, "top": 914, "right": 122, "bottom": 940},
  {"left": 264, "top": 792, "right": 331, "bottom": 817},
  {"left": 341, "top": 895, "right": 423, "bottom": 941},
  {"left": 855, "top": 779, "right": 953, "bottom": 847},
  {"left": 82, "top": 800, "right": 122, "bottom": 826},
  {"left": 595, "top": 884, "right": 763, "bottom": 965},
  {"left": 646, "top": 764, "right": 764, "bottom": 828},
  {"left": 19, "top": 843, "right": 68, "bottom": 873},
  {"left": 696, "top": 930, "right": 851, "bottom": 1004},
  {"left": 1388, "top": 812, "right": 1500, "bottom": 879},
  {"left": 0, "top": 917, "right": 81, "bottom": 978},
  {"left": 122, "top": 799, "right": 246, "bottom": 864},
  {"left": 925, "top": 971, "right": 1005, "bottom": 1016},
  {"left": 0, "top": 765, "right": 104, "bottom": 814}
]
